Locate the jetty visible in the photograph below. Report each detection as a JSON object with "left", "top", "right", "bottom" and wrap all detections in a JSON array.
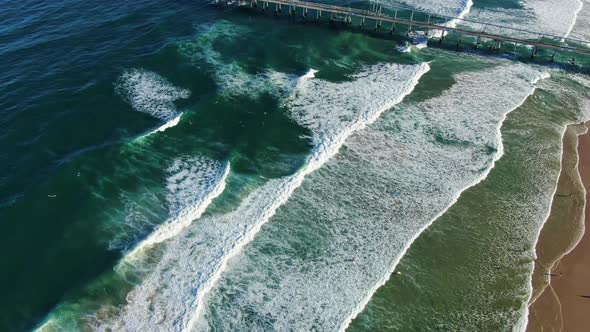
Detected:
[{"left": 215, "top": 0, "right": 590, "bottom": 65}]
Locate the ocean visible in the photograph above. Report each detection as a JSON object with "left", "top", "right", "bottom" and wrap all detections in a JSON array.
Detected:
[{"left": 1, "top": 0, "right": 589, "bottom": 331}]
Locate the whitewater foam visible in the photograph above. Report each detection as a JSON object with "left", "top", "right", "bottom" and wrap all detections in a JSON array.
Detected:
[
  {"left": 387, "top": 0, "right": 472, "bottom": 18},
  {"left": 566, "top": 0, "right": 585, "bottom": 38},
  {"left": 95, "top": 62, "right": 430, "bottom": 331},
  {"left": 178, "top": 21, "right": 297, "bottom": 99},
  {"left": 386, "top": 0, "right": 473, "bottom": 39},
  {"left": 341, "top": 68, "right": 550, "bottom": 332},
  {"left": 125, "top": 156, "right": 230, "bottom": 258},
  {"left": 569, "top": 0, "right": 590, "bottom": 42},
  {"left": 197, "top": 63, "right": 549, "bottom": 331},
  {"left": 464, "top": 0, "right": 583, "bottom": 39},
  {"left": 527, "top": 125, "right": 589, "bottom": 311},
  {"left": 437, "top": 0, "right": 473, "bottom": 37},
  {"left": 520, "top": 74, "right": 590, "bottom": 331},
  {"left": 140, "top": 112, "right": 183, "bottom": 138},
  {"left": 515, "top": 123, "right": 567, "bottom": 332},
  {"left": 115, "top": 69, "right": 190, "bottom": 135}
]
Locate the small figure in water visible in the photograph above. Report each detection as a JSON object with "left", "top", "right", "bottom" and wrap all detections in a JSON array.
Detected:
[{"left": 545, "top": 272, "right": 562, "bottom": 277}]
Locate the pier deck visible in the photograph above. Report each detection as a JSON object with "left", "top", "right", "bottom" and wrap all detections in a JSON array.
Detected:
[{"left": 221, "top": 0, "right": 590, "bottom": 61}]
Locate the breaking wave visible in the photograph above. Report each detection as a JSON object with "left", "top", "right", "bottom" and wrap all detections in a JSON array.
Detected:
[
  {"left": 115, "top": 69, "right": 190, "bottom": 135},
  {"left": 198, "top": 63, "right": 550, "bottom": 331},
  {"left": 95, "top": 62, "right": 430, "bottom": 331},
  {"left": 386, "top": 0, "right": 473, "bottom": 39},
  {"left": 464, "top": 0, "right": 583, "bottom": 39},
  {"left": 125, "top": 156, "right": 230, "bottom": 258}
]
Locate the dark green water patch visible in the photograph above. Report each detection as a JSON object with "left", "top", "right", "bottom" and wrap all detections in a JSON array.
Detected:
[{"left": 3, "top": 3, "right": 431, "bottom": 329}]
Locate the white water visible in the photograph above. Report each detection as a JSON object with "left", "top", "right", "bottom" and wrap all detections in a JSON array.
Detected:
[
  {"left": 464, "top": 0, "right": 583, "bottom": 39},
  {"left": 125, "top": 156, "right": 230, "bottom": 258},
  {"left": 572, "top": 75, "right": 590, "bottom": 121},
  {"left": 525, "top": 124, "right": 588, "bottom": 317},
  {"left": 517, "top": 123, "right": 568, "bottom": 332},
  {"left": 438, "top": 0, "right": 474, "bottom": 37},
  {"left": 115, "top": 69, "right": 190, "bottom": 134},
  {"left": 387, "top": 0, "right": 472, "bottom": 17},
  {"left": 97, "top": 63, "right": 430, "bottom": 331},
  {"left": 141, "top": 112, "right": 183, "bottom": 138},
  {"left": 569, "top": 0, "right": 590, "bottom": 42},
  {"left": 178, "top": 21, "right": 298, "bottom": 99},
  {"left": 341, "top": 68, "right": 550, "bottom": 332},
  {"left": 385, "top": 0, "right": 473, "bottom": 38},
  {"left": 199, "top": 63, "right": 549, "bottom": 331},
  {"left": 105, "top": 156, "right": 229, "bottom": 253},
  {"left": 519, "top": 74, "right": 590, "bottom": 331},
  {"left": 398, "top": 32, "right": 429, "bottom": 51}
]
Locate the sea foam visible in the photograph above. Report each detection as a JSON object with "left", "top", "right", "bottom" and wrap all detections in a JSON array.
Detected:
[
  {"left": 198, "top": 63, "right": 550, "bottom": 331},
  {"left": 125, "top": 156, "right": 230, "bottom": 258},
  {"left": 142, "top": 112, "right": 183, "bottom": 137},
  {"left": 106, "top": 156, "right": 229, "bottom": 253},
  {"left": 115, "top": 69, "right": 190, "bottom": 135},
  {"left": 178, "top": 21, "right": 297, "bottom": 99},
  {"left": 389, "top": 0, "right": 473, "bottom": 17},
  {"left": 95, "top": 62, "right": 430, "bottom": 331},
  {"left": 464, "top": 0, "right": 583, "bottom": 39},
  {"left": 568, "top": 0, "right": 590, "bottom": 42},
  {"left": 386, "top": 0, "right": 473, "bottom": 39}
]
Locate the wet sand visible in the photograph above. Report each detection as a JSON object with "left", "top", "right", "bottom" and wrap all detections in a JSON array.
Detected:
[
  {"left": 549, "top": 124, "right": 590, "bottom": 331},
  {"left": 528, "top": 122, "right": 590, "bottom": 331}
]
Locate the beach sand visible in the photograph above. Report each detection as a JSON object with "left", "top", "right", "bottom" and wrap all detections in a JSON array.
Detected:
[{"left": 527, "top": 122, "right": 590, "bottom": 331}]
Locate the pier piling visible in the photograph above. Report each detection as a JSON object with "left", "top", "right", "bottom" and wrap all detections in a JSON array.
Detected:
[{"left": 224, "top": 0, "right": 590, "bottom": 66}]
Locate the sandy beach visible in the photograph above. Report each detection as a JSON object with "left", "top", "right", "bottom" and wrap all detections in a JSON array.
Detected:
[{"left": 528, "top": 122, "right": 590, "bottom": 331}]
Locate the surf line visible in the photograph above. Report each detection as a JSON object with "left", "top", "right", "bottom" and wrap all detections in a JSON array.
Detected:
[
  {"left": 124, "top": 161, "right": 230, "bottom": 260},
  {"left": 423, "top": 0, "right": 474, "bottom": 39},
  {"left": 137, "top": 112, "right": 184, "bottom": 140},
  {"left": 521, "top": 123, "right": 590, "bottom": 331},
  {"left": 442, "top": 0, "right": 474, "bottom": 33},
  {"left": 401, "top": 0, "right": 473, "bottom": 51},
  {"left": 564, "top": 0, "right": 584, "bottom": 39},
  {"left": 524, "top": 125, "right": 568, "bottom": 307},
  {"left": 337, "top": 71, "right": 551, "bottom": 332},
  {"left": 182, "top": 63, "right": 431, "bottom": 332},
  {"left": 513, "top": 123, "right": 566, "bottom": 332}
]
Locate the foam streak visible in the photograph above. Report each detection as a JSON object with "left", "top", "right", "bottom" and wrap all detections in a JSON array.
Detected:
[
  {"left": 341, "top": 69, "right": 550, "bottom": 332},
  {"left": 99, "top": 63, "right": 430, "bottom": 332},
  {"left": 115, "top": 69, "right": 190, "bottom": 137},
  {"left": 126, "top": 158, "right": 230, "bottom": 258},
  {"left": 198, "top": 63, "right": 550, "bottom": 332}
]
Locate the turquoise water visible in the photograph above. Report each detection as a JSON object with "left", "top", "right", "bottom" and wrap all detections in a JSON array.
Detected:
[{"left": 1, "top": 0, "right": 589, "bottom": 331}]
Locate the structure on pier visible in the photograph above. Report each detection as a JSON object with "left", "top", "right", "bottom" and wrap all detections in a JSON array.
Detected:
[{"left": 215, "top": 0, "right": 590, "bottom": 65}]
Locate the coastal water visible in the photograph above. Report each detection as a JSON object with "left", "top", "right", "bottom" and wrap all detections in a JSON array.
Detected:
[{"left": 1, "top": 0, "right": 589, "bottom": 331}]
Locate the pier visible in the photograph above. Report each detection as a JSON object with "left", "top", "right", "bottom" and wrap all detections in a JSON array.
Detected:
[{"left": 215, "top": 0, "right": 590, "bottom": 65}]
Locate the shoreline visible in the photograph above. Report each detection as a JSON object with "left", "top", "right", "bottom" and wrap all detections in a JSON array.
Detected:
[{"left": 527, "top": 122, "right": 590, "bottom": 331}]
